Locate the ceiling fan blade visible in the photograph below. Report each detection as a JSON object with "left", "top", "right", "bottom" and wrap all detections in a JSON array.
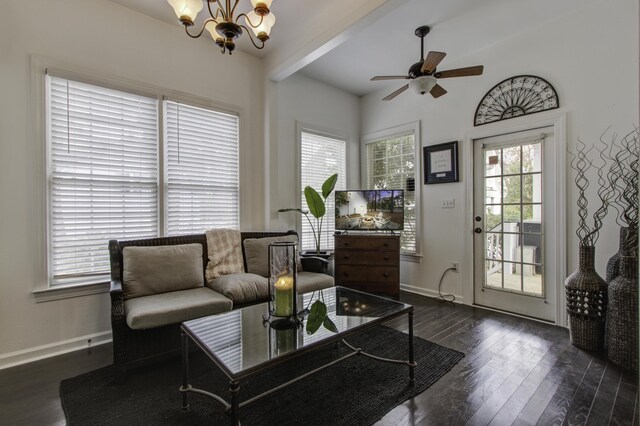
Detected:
[
  {"left": 430, "top": 83, "right": 447, "bottom": 98},
  {"left": 383, "top": 84, "right": 409, "bottom": 101},
  {"left": 435, "top": 65, "right": 484, "bottom": 79},
  {"left": 371, "top": 76, "right": 410, "bottom": 81},
  {"left": 421, "top": 51, "right": 446, "bottom": 73}
]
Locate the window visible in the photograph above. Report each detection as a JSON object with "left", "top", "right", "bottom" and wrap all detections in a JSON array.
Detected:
[
  {"left": 46, "top": 75, "right": 239, "bottom": 287},
  {"left": 300, "top": 130, "right": 347, "bottom": 251},
  {"left": 365, "top": 131, "right": 418, "bottom": 255}
]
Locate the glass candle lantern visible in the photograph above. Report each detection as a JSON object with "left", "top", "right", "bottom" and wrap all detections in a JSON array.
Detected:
[
  {"left": 269, "top": 326, "right": 300, "bottom": 358},
  {"left": 267, "top": 241, "right": 299, "bottom": 328}
]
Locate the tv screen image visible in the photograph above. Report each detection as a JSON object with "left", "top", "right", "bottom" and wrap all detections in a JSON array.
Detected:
[{"left": 334, "top": 189, "right": 404, "bottom": 231}]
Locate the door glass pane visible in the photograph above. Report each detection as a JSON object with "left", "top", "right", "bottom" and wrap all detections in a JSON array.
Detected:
[
  {"left": 503, "top": 261, "right": 521, "bottom": 291},
  {"left": 485, "top": 149, "right": 502, "bottom": 176},
  {"left": 485, "top": 205, "right": 501, "bottom": 231},
  {"left": 503, "top": 146, "right": 521, "bottom": 174},
  {"left": 485, "top": 177, "right": 502, "bottom": 204},
  {"left": 503, "top": 205, "right": 521, "bottom": 228},
  {"left": 485, "top": 260, "right": 502, "bottom": 288},
  {"left": 522, "top": 173, "right": 542, "bottom": 203},
  {"left": 486, "top": 233, "right": 503, "bottom": 260},
  {"left": 522, "top": 143, "right": 542, "bottom": 173},
  {"left": 503, "top": 176, "right": 521, "bottom": 203}
]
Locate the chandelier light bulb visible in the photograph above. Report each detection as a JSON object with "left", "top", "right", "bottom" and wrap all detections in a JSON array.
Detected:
[
  {"left": 251, "top": 0, "right": 273, "bottom": 15},
  {"left": 167, "top": 0, "right": 203, "bottom": 26},
  {"left": 205, "top": 20, "right": 224, "bottom": 43}
]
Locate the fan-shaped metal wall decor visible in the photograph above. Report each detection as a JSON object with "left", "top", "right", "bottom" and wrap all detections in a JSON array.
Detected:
[{"left": 474, "top": 75, "right": 559, "bottom": 126}]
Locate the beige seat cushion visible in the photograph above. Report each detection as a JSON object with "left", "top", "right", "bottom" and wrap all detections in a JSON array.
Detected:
[
  {"left": 206, "top": 273, "right": 268, "bottom": 305},
  {"left": 297, "top": 271, "right": 334, "bottom": 294},
  {"left": 205, "top": 229, "right": 244, "bottom": 281},
  {"left": 243, "top": 235, "right": 302, "bottom": 277},
  {"left": 122, "top": 243, "right": 204, "bottom": 300},
  {"left": 124, "top": 287, "right": 232, "bottom": 330}
]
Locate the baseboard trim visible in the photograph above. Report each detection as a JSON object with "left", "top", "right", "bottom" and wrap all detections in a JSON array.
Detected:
[
  {"left": 0, "top": 330, "right": 112, "bottom": 370},
  {"left": 400, "top": 283, "right": 465, "bottom": 304}
]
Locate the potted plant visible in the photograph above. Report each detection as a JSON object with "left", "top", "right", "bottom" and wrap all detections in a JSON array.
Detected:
[{"left": 279, "top": 173, "right": 338, "bottom": 257}]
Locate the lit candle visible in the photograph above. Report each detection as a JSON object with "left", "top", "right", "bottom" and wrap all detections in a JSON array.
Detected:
[{"left": 274, "top": 274, "right": 294, "bottom": 317}]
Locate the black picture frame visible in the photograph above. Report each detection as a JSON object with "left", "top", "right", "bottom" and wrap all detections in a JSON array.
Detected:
[{"left": 424, "top": 141, "right": 459, "bottom": 184}]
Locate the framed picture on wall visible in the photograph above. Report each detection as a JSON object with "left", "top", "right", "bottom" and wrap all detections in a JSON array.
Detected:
[{"left": 424, "top": 141, "right": 459, "bottom": 184}]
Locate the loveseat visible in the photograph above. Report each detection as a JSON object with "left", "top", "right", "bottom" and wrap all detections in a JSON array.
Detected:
[{"left": 109, "top": 230, "right": 333, "bottom": 377}]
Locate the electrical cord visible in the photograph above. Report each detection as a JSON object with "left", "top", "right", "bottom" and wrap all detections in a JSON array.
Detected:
[{"left": 438, "top": 267, "right": 457, "bottom": 303}]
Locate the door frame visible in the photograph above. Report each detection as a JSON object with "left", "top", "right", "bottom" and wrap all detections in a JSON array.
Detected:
[{"left": 462, "top": 111, "right": 567, "bottom": 326}]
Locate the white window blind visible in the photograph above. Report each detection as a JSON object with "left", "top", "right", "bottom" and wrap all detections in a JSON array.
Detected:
[
  {"left": 193, "top": 310, "right": 242, "bottom": 372},
  {"left": 365, "top": 133, "right": 417, "bottom": 254},
  {"left": 165, "top": 101, "right": 239, "bottom": 235},
  {"left": 300, "top": 131, "right": 346, "bottom": 251},
  {"left": 47, "top": 75, "right": 158, "bottom": 286}
]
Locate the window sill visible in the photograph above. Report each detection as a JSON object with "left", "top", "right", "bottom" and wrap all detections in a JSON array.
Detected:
[
  {"left": 33, "top": 281, "right": 110, "bottom": 303},
  {"left": 401, "top": 253, "right": 423, "bottom": 263}
]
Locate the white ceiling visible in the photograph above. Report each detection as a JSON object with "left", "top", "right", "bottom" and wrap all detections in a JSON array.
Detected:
[{"left": 109, "top": 0, "right": 600, "bottom": 96}]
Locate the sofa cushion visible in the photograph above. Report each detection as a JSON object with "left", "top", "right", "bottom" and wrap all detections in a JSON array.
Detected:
[
  {"left": 205, "top": 229, "right": 244, "bottom": 281},
  {"left": 243, "top": 235, "right": 302, "bottom": 277},
  {"left": 124, "top": 287, "right": 232, "bottom": 330},
  {"left": 122, "top": 243, "right": 204, "bottom": 300},
  {"left": 206, "top": 273, "right": 268, "bottom": 305},
  {"left": 297, "top": 271, "right": 334, "bottom": 294}
]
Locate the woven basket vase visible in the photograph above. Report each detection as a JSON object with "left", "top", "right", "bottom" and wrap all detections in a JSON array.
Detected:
[
  {"left": 606, "top": 227, "right": 628, "bottom": 283},
  {"left": 565, "top": 245, "right": 608, "bottom": 351},
  {"left": 606, "top": 255, "right": 639, "bottom": 371}
]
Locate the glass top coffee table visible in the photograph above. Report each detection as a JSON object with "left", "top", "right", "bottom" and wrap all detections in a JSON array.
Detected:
[{"left": 179, "top": 286, "right": 415, "bottom": 425}]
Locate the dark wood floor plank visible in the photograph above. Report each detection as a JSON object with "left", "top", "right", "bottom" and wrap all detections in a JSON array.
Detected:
[
  {"left": 610, "top": 367, "right": 639, "bottom": 426},
  {"left": 533, "top": 348, "right": 593, "bottom": 425},
  {"left": 563, "top": 352, "right": 608, "bottom": 425}
]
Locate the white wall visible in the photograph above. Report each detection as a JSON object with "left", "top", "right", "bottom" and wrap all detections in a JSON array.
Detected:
[
  {"left": 0, "top": 0, "right": 266, "bottom": 362},
  {"left": 360, "top": 0, "right": 638, "bottom": 301},
  {"left": 268, "top": 73, "right": 360, "bottom": 230}
]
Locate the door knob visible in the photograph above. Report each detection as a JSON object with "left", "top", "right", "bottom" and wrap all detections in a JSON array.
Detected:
[{"left": 474, "top": 227, "right": 482, "bottom": 234}]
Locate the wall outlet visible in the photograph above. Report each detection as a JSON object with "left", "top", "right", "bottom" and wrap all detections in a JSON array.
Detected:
[
  {"left": 452, "top": 262, "right": 460, "bottom": 272},
  {"left": 441, "top": 198, "right": 455, "bottom": 208}
]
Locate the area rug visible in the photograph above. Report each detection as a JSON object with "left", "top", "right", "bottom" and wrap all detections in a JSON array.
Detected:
[{"left": 60, "top": 326, "right": 463, "bottom": 426}]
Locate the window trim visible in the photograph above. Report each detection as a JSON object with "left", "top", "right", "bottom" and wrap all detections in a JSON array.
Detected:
[
  {"left": 361, "top": 121, "right": 422, "bottom": 258},
  {"left": 296, "top": 122, "right": 349, "bottom": 251},
  {"left": 31, "top": 56, "right": 244, "bottom": 301}
]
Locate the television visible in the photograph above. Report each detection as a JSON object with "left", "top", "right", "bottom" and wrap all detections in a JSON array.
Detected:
[{"left": 334, "top": 189, "right": 404, "bottom": 231}]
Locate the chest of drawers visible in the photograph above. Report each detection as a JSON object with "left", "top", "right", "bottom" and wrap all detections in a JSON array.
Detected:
[{"left": 334, "top": 233, "right": 400, "bottom": 299}]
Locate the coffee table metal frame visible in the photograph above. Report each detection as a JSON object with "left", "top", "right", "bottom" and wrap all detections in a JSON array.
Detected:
[{"left": 179, "top": 287, "right": 415, "bottom": 425}]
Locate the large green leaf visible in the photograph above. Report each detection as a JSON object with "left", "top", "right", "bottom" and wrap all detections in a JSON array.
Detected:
[
  {"left": 323, "top": 315, "right": 338, "bottom": 333},
  {"left": 321, "top": 174, "right": 339, "bottom": 199},
  {"left": 304, "top": 187, "right": 325, "bottom": 218},
  {"left": 306, "top": 300, "right": 327, "bottom": 334}
]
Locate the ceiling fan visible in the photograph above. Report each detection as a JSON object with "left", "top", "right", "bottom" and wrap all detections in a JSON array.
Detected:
[{"left": 371, "top": 26, "right": 484, "bottom": 101}]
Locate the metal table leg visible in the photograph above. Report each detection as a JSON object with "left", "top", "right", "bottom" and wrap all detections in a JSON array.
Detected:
[
  {"left": 409, "top": 310, "right": 415, "bottom": 386},
  {"left": 230, "top": 381, "right": 240, "bottom": 425},
  {"left": 181, "top": 330, "right": 190, "bottom": 410}
]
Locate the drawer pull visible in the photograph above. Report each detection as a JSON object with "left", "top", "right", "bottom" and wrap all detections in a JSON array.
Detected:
[
  {"left": 344, "top": 255, "right": 350, "bottom": 260},
  {"left": 383, "top": 256, "right": 389, "bottom": 260},
  {"left": 344, "top": 242, "right": 349, "bottom": 247},
  {"left": 343, "top": 272, "right": 349, "bottom": 277},
  {"left": 383, "top": 272, "right": 390, "bottom": 277},
  {"left": 384, "top": 242, "right": 389, "bottom": 247}
]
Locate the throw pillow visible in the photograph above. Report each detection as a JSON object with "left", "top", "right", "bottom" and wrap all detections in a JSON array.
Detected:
[
  {"left": 243, "top": 234, "right": 303, "bottom": 277},
  {"left": 205, "top": 228, "right": 244, "bottom": 281},
  {"left": 122, "top": 243, "right": 204, "bottom": 300}
]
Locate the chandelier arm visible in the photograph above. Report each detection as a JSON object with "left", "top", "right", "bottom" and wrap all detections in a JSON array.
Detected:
[
  {"left": 210, "top": 0, "right": 226, "bottom": 20},
  {"left": 184, "top": 22, "right": 211, "bottom": 39},
  {"left": 239, "top": 24, "right": 266, "bottom": 49},
  {"left": 235, "top": 12, "right": 264, "bottom": 28},
  {"left": 229, "top": 0, "right": 241, "bottom": 19}
]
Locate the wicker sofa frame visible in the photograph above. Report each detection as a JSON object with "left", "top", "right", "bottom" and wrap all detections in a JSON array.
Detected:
[{"left": 109, "top": 230, "right": 328, "bottom": 378}]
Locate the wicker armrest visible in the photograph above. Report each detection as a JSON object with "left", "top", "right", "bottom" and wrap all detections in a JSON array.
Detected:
[
  {"left": 110, "top": 279, "right": 123, "bottom": 294},
  {"left": 301, "top": 256, "right": 329, "bottom": 274}
]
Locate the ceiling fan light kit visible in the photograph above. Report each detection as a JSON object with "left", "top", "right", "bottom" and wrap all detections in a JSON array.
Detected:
[
  {"left": 371, "top": 25, "right": 485, "bottom": 101},
  {"left": 167, "top": 0, "right": 276, "bottom": 54}
]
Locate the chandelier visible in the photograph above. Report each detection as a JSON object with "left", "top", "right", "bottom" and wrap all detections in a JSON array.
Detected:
[{"left": 167, "top": 0, "right": 276, "bottom": 55}]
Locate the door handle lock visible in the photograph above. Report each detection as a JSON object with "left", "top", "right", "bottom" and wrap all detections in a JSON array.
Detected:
[{"left": 474, "top": 227, "right": 482, "bottom": 234}]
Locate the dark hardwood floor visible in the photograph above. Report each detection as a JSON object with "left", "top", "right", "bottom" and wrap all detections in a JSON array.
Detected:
[{"left": 0, "top": 291, "right": 637, "bottom": 425}]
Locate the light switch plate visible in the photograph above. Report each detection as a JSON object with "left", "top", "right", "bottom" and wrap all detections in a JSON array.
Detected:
[{"left": 441, "top": 198, "right": 455, "bottom": 208}]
